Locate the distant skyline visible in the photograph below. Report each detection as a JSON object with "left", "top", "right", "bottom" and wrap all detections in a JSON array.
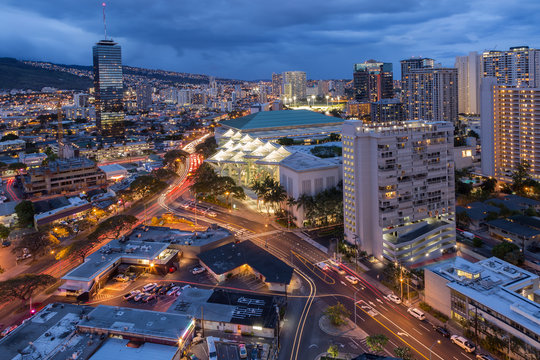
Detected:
[{"left": 1, "top": 0, "right": 540, "bottom": 80}]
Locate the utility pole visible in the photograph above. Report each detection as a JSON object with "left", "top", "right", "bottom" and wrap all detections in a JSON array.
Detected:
[{"left": 353, "top": 292, "right": 357, "bottom": 325}]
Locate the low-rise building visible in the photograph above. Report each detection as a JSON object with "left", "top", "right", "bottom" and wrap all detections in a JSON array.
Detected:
[
  {"left": 18, "top": 152, "right": 47, "bottom": 167},
  {"left": 22, "top": 157, "right": 106, "bottom": 197},
  {"left": 0, "top": 139, "right": 25, "bottom": 153},
  {"left": 98, "top": 163, "right": 128, "bottom": 181},
  {"left": 33, "top": 196, "right": 92, "bottom": 228},
  {"left": 425, "top": 257, "right": 540, "bottom": 358}
]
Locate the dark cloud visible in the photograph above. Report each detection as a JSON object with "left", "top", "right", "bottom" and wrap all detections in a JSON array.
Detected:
[{"left": 1, "top": 0, "right": 539, "bottom": 79}]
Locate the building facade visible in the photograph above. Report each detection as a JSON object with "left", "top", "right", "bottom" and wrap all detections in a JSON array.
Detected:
[
  {"left": 455, "top": 52, "right": 481, "bottom": 114},
  {"left": 482, "top": 46, "right": 540, "bottom": 87},
  {"left": 400, "top": 57, "right": 435, "bottom": 78},
  {"left": 481, "top": 84, "right": 540, "bottom": 180},
  {"left": 282, "top": 71, "right": 306, "bottom": 100},
  {"left": 353, "top": 60, "right": 393, "bottom": 103},
  {"left": 22, "top": 158, "right": 106, "bottom": 196},
  {"left": 93, "top": 39, "right": 124, "bottom": 137},
  {"left": 342, "top": 120, "right": 456, "bottom": 264},
  {"left": 136, "top": 83, "right": 152, "bottom": 110},
  {"left": 370, "top": 99, "right": 404, "bottom": 123},
  {"left": 401, "top": 63, "right": 458, "bottom": 123},
  {"left": 272, "top": 72, "right": 283, "bottom": 97}
]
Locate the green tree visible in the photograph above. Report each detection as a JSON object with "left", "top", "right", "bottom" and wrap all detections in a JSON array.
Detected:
[
  {"left": 0, "top": 133, "right": 19, "bottom": 141},
  {"left": 15, "top": 200, "right": 35, "bottom": 227},
  {"left": 480, "top": 177, "right": 497, "bottom": 194},
  {"left": 492, "top": 241, "right": 524, "bottom": 265},
  {"left": 163, "top": 149, "right": 188, "bottom": 172},
  {"left": 276, "top": 137, "right": 294, "bottom": 146},
  {"left": 0, "top": 274, "right": 56, "bottom": 302},
  {"left": 0, "top": 224, "right": 10, "bottom": 239},
  {"left": 12, "top": 232, "right": 57, "bottom": 258},
  {"left": 87, "top": 214, "right": 137, "bottom": 243},
  {"left": 324, "top": 302, "right": 350, "bottom": 327},
  {"left": 511, "top": 161, "right": 531, "bottom": 194},
  {"left": 130, "top": 175, "right": 168, "bottom": 198},
  {"left": 327, "top": 344, "right": 339, "bottom": 358},
  {"left": 394, "top": 346, "right": 414, "bottom": 360},
  {"left": 195, "top": 136, "right": 218, "bottom": 158},
  {"left": 366, "top": 334, "right": 389, "bottom": 353}
]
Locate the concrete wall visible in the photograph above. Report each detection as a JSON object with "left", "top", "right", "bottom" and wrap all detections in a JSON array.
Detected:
[{"left": 424, "top": 269, "right": 452, "bottom": 317}]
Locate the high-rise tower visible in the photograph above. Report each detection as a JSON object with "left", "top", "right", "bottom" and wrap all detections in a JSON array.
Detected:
[{"left": 353, "top": 60, "right": 393, "bottom": 102}]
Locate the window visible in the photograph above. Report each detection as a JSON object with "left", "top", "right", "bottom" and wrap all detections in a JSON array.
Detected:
[{"left": 314, "top": 178, "right": 323, "bottom": 193}]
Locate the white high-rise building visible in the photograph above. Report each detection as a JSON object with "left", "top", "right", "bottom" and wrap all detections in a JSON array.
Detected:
[
  {"left": 342, "top": 120, "right": 456, "bottom": 264},
  {"left": 455, "top": 52, "right": 481, "bottom": 114},
  {"left": 482, "top": 46, "right": 540, "bottom": 87},
  {"left": 282, "top": 71, "right": 307, "bottom": 100}
]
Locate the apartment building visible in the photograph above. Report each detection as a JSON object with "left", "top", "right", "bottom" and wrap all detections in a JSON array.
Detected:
[
  {"left": 482, "top": 46, "right": 540, "bottom": 87},
  {"left": 455, "top": 51, "right": 481, "bottom": 114},
  {"left": 22, "top": 157, "right": 106, "bottom": 196},
  {"left": 480, "top": 84, "right": 540, "bottom": 180},
  {"left": 342, "top": 120, "right": 456, "bottom": 264}
]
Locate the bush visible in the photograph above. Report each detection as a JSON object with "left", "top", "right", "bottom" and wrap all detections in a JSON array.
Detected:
[
  {"left": 419, "top": 302, "right": 449, "bottom": 323},
  {"left": 472, "top": 237, "right": 483, "bottom": 248}
]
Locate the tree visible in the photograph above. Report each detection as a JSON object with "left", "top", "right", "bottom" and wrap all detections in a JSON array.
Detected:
[
  {"left": 0, "top": 133, "right": 19, "bottom": 141},
  {"left": 467, "top": 130, "right": 479, "bottom": 139},
  {"left": 12, "top": 231, "right": 58, "bottom": 257},
  {"left": 195, "top": 136, "right": 218, "bottom": 158},
  {"left": 0, "top": 224, "right": 10, "bottom": 239},
  {"left": 366, "top": 334, "right": 389, "bottom": 353},
  {"left": 492, "top": 241, "right": 524, "bottom": 265},
  {"left": 87, "top": 214, "right": 137, "bottom": 242},
  {"left": 163, "top": 149, "right": 188, "bottom": 172},
  {"left": 324, "top": 302, "right": 350, "bottom": 327},
  {"left": 480, "top": 177, "right": 497, "bottom": 194},
  {"left": 327, "top": 344, "right": 339, "bottom": 358},
  {"left": 276, "top": 137, "right": 294, "bottom": 146},
  {"left": 130, "top": 175, "right": 168, "bottom": 198},
  {"left": 511, "top": 161, "right": 531, "bottom": 194},
  {"left": 15, "top": 200, "right": 35, "bottom": 227},
  {"left": 456, "top": 211, "right": 471, "bottom": 227},
  {"left": 394, "top": 346, "right": 414, "bottom": 360},
  {"left": 0, "top": 274, "right": 56, "bottom": 302},
  {"left": 8, "top": 162, "right": 26, "bottom": 171}
]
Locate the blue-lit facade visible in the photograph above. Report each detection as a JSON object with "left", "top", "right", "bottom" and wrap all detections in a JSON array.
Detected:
[{"left": 93, "top": 39, "right": 124, "bottom": 137}]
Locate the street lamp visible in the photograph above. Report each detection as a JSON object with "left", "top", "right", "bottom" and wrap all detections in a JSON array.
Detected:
[
  {"left": 429, "top": 340, "right": 441, "bottom": 360},
  {"left": 293, "top": 96, "right": 296, "bottom": 107},
  {"left": 326, "top": 95, "right": 329, "bottom": 107},
  {"left": 311, "top": 95, "right": 316, "bottom": 106}
]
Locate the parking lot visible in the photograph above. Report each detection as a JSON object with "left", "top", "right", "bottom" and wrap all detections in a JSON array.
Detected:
[{"left": 215, "top": 341, "right": 263, "bottom": 360}]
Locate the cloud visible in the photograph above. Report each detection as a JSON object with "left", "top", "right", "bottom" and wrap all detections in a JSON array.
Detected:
[{"left": 1, "top": 0, "right": 540, "bottom": 79}]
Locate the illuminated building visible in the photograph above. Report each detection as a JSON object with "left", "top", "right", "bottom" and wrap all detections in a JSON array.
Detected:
[
  {"left": 282, "top": 71, "right": 306, "bottom": 100},
  {"left": 482, "top": 46, "right": 540, "bottom": 87},
  {"left": 93, "top": 39, "right": 124, "bottom": 137},
  {"left": 481, "top": 84, "right": 540, "bottom": 180},
  {"left": 342, "top": 120, "right": 456, "bottom": 264},
  {"left": 272, "top": 72, "right": 283, "bottom": 96},
  {"left": 136, "top": 82, "right": 152, "bottom": 110},
  {"left": 455, "top": 52, "right": 481, "bottom": 114},
  {"left": 353, "top": 60, "right": 393, "bottom": 102},
  {"left": 401, "top": 59, "right": 458, "bottom": 123}
]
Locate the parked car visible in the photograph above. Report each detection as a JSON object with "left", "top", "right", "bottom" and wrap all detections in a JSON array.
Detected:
[
  {"left": 182, "top": 284, "right": 192, "bottom": 290},
  {"left": 114, "top": 274, "right": 129, "bottom": 282},
  {"left": 142, "top": 283, "right": 157, "bottom": 292},
  {"left": 407, "top": 307, "right": 426, "bottom": 320},
  {"left": 476, "top": 355, "right": 496, "bottom": 360},
  {"left": 191, "top": 267, "right": 206, "bottom": 275},
  {"left": 133, "top": 292, "right": 145, "bottom": 302},
  {"left": 142, "top": 293, "right": 156, "bottom": 303},
  {"left": 238, "top": 344, "right": 247, "bottom": 359},
  {"left": 345, "top": 275, "right": 359, "bottom": 285},
  {"left": 1, "top": 241, "right": 11, "bottom": 247},
  {"left": 174, "top": 288, "right": 182, "bottom": 296},
  {"left": 206, "top": 211, "right": 217, "bottom": 218},
  {"left": 316, "top": 262, "right": 330, "bottom": 271},
  {"left": 167, "top": 287, "right": 180, "bottom": 296},
  {"left": 123, "top": 290, "right": 141, "bottom": 301},
  {"left": 434, "top": 326, "right": 451, "bottom": 338},
  {"left": 251, "top": 346, "right": 260, "bottom": 360},
  {"left": 386, "top": 294, "right": 402, "bottom": 304},
  {"left": 0, "top": 325, "right": 17, "bottom": 338},
  {"left": 451, "top": 335, "right": 476, "bottom": 353},
  {"left": 152, "top": 285, "right": 163, "bottom": 294}
]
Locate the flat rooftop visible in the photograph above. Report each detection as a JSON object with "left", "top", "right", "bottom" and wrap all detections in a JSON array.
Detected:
[
  {"left": 89, "top": 338, "right": 178, "bottom": 360},
  {"left": 167, "top": 288, "right": 280, "bottom": 329},
  {"left": 220, "top": 110, "right": 343, "bottom": 131},
  {"left": 78, "top": 305, "right": 193, "bottom": 343},
  {"left": 130, "top": 225, "right": 232, "bottom": 247},
  {"left": 62, "top": 239, "right": 170, "bottom": 282},
  {"left": 279, "top": 151, "right": 340, "bottom": 172},
  {"left": 428, "top": 256, "right": 540, "bottom": 341},
  {"left": 198, "top": 240, "right": 293, "bottom": 284}
]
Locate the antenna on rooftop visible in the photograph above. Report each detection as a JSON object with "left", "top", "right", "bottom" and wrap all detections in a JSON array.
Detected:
[{"left": 102, "top": 2, "right": 107, "bottom": 40}]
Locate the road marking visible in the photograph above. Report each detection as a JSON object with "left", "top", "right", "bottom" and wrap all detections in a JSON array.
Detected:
[
  {"left": 453, "top": 357, "right": 459, "bottom": 360},
  {"left": 308, "top": 344, "right": 318, "bottom": 349},
  {"left": 389, "top": 340, "right": 399, "bottom": 348},
  {"left": 355, "top": 313, "right": 366, "bottom": 322},
  {"left": 397, "top": 332, "right": 409, "bottom": 337},
  {"left": 419, "top": 324, "right": 431, "bottom": 332},
  {"left": 412, "top": 328, "right": 422, "bottom": 335},
  {"left": 376, "top": 298, "right": 383, "bottom": 304},
  {"left": 369, "top": 301, "right": 376, "bottom": 307},
  {"left": 349, "top": 339, "right": 360, "bottom": 348},
  {"left": 461, "top": 353, "right": 473, "bottom": 359}
]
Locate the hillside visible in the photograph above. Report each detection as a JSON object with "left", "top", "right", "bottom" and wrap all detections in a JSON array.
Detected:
[{"left": 0, "top": 58, "right": 92, "bottom": 91}]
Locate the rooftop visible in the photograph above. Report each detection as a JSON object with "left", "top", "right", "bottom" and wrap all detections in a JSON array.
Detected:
[
  {"left": 98, "top": 163, "right": 127, "bottom": 173},
  {"left": 487, "top": 218, "right": 540, "bottom": 237},
  {"left": 78, "top": 305, "right": 194, "bottom": 343},
  {"left": 167, "top": 288, "right": 280, "bottom": 329},
  {"left": 220, "top": 110, "right": 342, "bottom": 131},
  {"left": 89, "top": 338, "right": 178, "bottom": 360},
  {"left": 279, "top": 151, "right": 340, "bottom": 172},
  {"left": 198, "top": 240, "right": 293, "bottom": 284},
  {"left": 395, "top": 220, "right": 448, "bottom": 244},
  {"left": 129, "top": 225, "right": 232, "bottom": 247},
  {"left": 28, "top": 157, "right": 99, "bottom": 175},
  {"left": 428, "top": 257, "right": 540, "bottom": 342}
]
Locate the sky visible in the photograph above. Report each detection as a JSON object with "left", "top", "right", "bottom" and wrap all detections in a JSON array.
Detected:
[{"left": 1, "top": 0, "right": 540, "bottom": 80}]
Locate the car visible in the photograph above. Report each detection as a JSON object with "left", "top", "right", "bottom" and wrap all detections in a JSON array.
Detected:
[
  {"left": 133, "top": 292, "right": 145, "bottom": 302},
  {"left": 434, "top": 326, "right": 451, "bottom": 338},
  {"left": 167, "top": 286, "right": 180, "bottom": 296},
  {"left": 316, "top": 262, "right": 330, "bottom": 271},
  {"left": 114, "top": 274, "right": 129, "bottom": 282},
  {"left": 142, "top": 283, "right": 158, "bottom": 292},
  {"left": 331, "top": 265, "right": 346, "bottom": 275},
  {"left": 206, "top": 211, "right": 217, "bottom": 218},
  {"left": 123, "top": 290, "right": 141, "bottom": 300},
  {"left": 0, "top": 325, "right": 17, "bottom": 338},
  {"left": 191, "top": 267, "right": 206, "bottom": 275},
  {"left": 251, "top": 346, "right": 259, "bottom": 360},
  {"left": 386, "top": 294, "right": 402, "bottom": 304},
  {"left": 142, "top": 294, "right": 156, "bottom": 302},
  {"left": 152, "top": 285, "right": 163, "bottom": 294},
  {"left": 345, "top": 275, "right": 359, "bottom": 285},
  {"left": 328, "top": 259, "right": 340, "bottom": 267},
  {"left": 181, "top": 284, "right": 192, "bottom": 290},
  {"left": 451, "top": 335, "right": 476, "bottom": 353},
  {"left": 1, "top": 241, "right": 11, "bottom": 247},
  {"left": 476, "top": 355, "right": 496, "bottom": 360},
  {"left": 174, "top": 289, "right": 182, "bottom": 296},
  {"left": 407, "top": 307, "right": 426, "bottom": 320},
  {"left": 238, "top": 344, "right": 247, "bottom": 359}
]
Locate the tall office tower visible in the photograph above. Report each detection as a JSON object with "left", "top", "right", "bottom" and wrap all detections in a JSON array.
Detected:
[
  {"left": 93, "top": 39, "right": 124, "bottom": 137},
  {"left": 271, "top": 73, "right": 283, "bottom": 97},
  {"left": 482, "top": 46, "right": 540, "bottom": 87},
  {"left": 342, "top": 120, "right": 456, "bottom": 264},
  {"left": 353, "top": 60, "right": 393, "bottom": 102},
  {"left": 400, "top": 57, "right": 435, "bottom": 78},
  {"left": 401, "top": 62, "right": 458, "bottom": 123},
  {"left": 136, "top": 83, "right": 152, "bottom": 111},
  {"left": 455, "top": 52, "right": 481, "bottom": 114},
  {"left": 282, "top": 71, "right": 307, "bottom": 100},
  {"left": 481, "top": 83, "right": 540, "bottom": 180}
]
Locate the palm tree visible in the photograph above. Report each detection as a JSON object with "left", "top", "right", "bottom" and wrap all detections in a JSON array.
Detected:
[{"left": 286, "top": 196, "right": 296, "bottom": 228}]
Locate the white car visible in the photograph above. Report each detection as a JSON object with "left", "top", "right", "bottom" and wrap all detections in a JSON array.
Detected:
[
  {"left": 316, "top": 262, "right": 330, "bottom": 271},
  {"left": 191, "top": 267, "right": 206, "bottom": 275},
  {"left": 451, "top": 335, "right": 476, "bottom": 353},
  {"left": 181, "top": 284, "right": 192, "bottom": 290},
  {"left": 167, "top": 286, "right": 180, "bottom": 296},
  {"left": 206, "top": 211, "right": 217, "bottom": 218},
  {"left": 345, "top": 275, "right": 359, "bottom": 285},
  {"left": 328, "top": 259, "right": 340, "bottom": 267},
  {"left": 142, "top": 283, "right": 158, "bottom": 292},
  {"left": 386, "top": 294, "right": 402, "bottom": 304}
]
